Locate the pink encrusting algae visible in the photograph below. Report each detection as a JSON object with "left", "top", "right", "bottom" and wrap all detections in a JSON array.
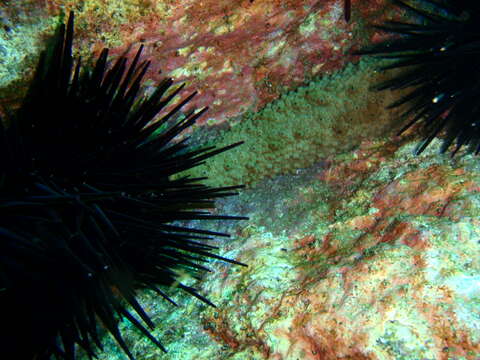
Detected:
[
  {"left": 1, "top": 0, "right": 389, "bottom": 128},
  {"left": 191, "top": 137, "right": 480, "bottom": 360},
  {"left": 79, "top": 135, "right": 480, "bottom": 360},
  {"left": 2, "top": 1, "right": 480, "bottom": 360}
]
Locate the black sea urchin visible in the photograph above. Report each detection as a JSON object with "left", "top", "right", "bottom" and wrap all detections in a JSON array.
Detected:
[
  {"left": 0, "top": 11, "right": 247, "bottom": 360},
  {"left": 358, "top": 0, "right": 480, "bottom": 156}
]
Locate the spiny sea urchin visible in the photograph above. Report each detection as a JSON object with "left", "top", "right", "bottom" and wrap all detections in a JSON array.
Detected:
[
  {"left": 0, "top": 11, "right": 247, "bottom": 360},
  {"left": 357, "top": 0, "right": 480, "bottom": 156}
]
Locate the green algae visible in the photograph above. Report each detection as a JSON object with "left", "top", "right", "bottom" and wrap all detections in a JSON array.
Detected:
[
  {"left": 77, "top": 132, "right": 480, "bottom": 360},
  {"left": 183, "top": 57, "right": 395, "bottom": 188},
  {"left": 298, "top": 12, "right": 318, "bottom": 36},
  {"left": 0, "top": 15, "right": 56, "bottom": 101}
]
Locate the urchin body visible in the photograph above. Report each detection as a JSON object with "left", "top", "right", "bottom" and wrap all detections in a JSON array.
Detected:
[
  {"left": 0, "top": 12, "right": 246, "bottom": 360},
  {"left": 359, "top": 0, "right": 480, "bottom": 155}
]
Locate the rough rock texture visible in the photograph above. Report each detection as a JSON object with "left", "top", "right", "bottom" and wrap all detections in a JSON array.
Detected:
[
  {"left": 4, "top": 2, "right": 478, "bottom": 360},
  {"left": 184, "top": 57, "right": 408, "bottom": 187},
  {"left": 82, "top": 133, "right": 480, "bottom": 360},
  {"left": 0, "top": 0, "right": 388, "bottom": 127}
]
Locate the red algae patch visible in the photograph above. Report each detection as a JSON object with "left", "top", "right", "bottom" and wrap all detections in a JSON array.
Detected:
[{"left": 2, "top": 0, "right": 391, "bottom": 128}]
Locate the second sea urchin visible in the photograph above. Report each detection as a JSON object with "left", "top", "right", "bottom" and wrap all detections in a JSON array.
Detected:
[
  {"left": 0, "top": 11, "right": 247, "bottom": 360},
  {"left": 358, "top": 0, "right": 480, "bottom": 156}
]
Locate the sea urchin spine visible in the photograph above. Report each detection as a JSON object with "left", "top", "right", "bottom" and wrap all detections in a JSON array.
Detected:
[
  {"left": 358, "top": 0, "right": 480, "bottom": 156},
  {"left": 0, "top": 11, "right": 247, "bottom": 360}
]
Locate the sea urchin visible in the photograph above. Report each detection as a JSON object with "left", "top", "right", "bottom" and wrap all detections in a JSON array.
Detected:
[
  {"left": 0, "top": 11, "right": 247, "bottom": 360},
  {"left": 358, "top": 0, "right": 480, "bottom": 156}
]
